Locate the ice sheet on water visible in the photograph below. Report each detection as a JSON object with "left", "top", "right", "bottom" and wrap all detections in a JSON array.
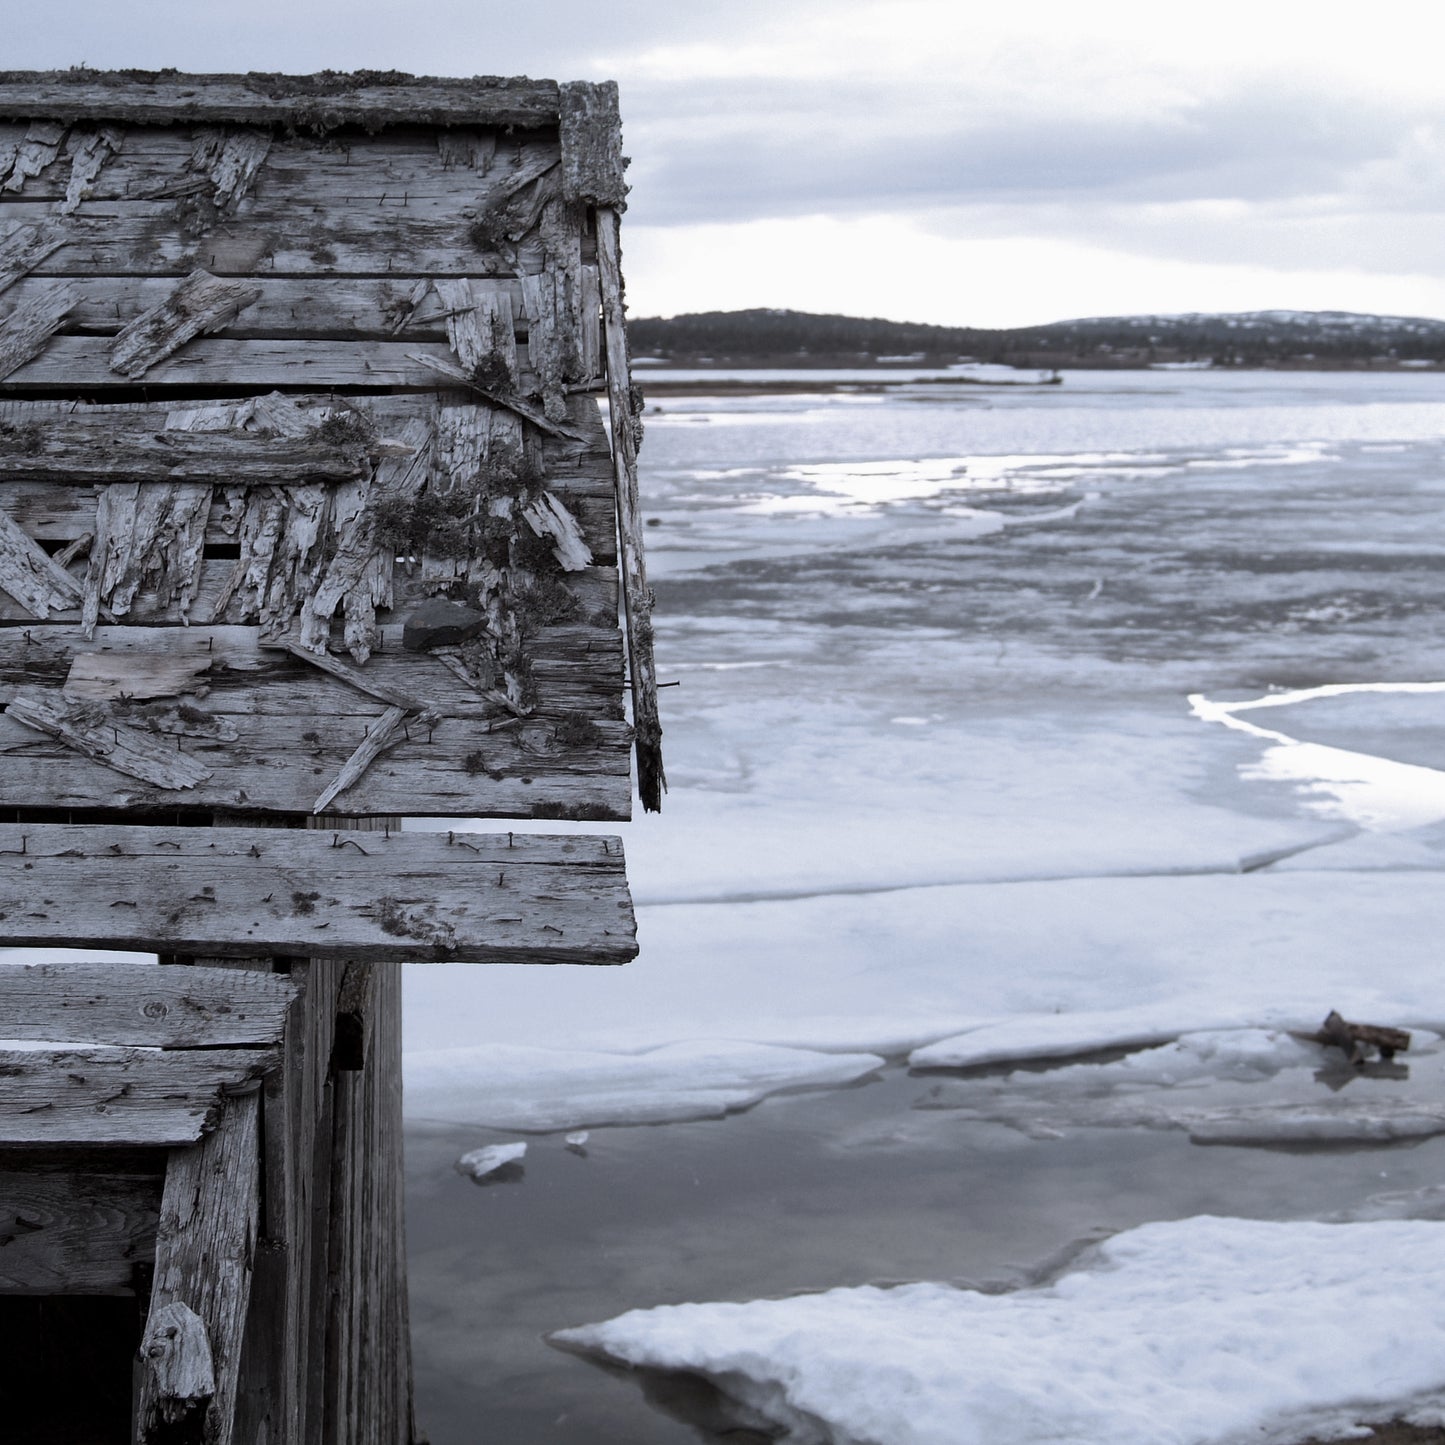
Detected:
[
  {"left": 910, "top": 1014, "right": 1318, "bottom": 1071},
  {"left": 405, "top": 1040, "right": 885, "bottom": 1133},
  {"left": 554, "top": 1216, "right": 1445, "bottom": 1445},
  {"left": 1192, "top": 684, "right": 1445, "bottom": 832},
  {"left": 405, "top": 871, "right": 1445, "bottom": 1129},
  {"left": 911, "top": 1028, "right": 1445, "bottom": 1147}
]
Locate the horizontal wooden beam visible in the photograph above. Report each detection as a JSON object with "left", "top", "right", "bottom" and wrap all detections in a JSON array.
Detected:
[
  {"left": 0, "top": 198, "right": 553, "bottom": 279},
  {"left": 0, "top": 273, "right": 549, "bottom": 342},
  {"left": 0, "top": 1160, "right": 161, "bottom": 1293},
  {"left": 0, "top": 961, "right": 296, "bottom": 1046},
  {"left": 0, "top": 822, "right": 638, "bottom": 962},
  {"left": 0, "top": 73, "right": 562, "bottom": 130},
  {"left": 0, "top": 1045, "right": 273, "bottom": 1147},
  {"left": 0, "top": 418, "right": 370, "bottom": 483},
  {"left": 0, "top": 335, "right": 527, "bottom": 391}
]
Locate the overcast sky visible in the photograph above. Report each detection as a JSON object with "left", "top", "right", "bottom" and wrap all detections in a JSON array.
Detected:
[{"left": 11, "top": 1, "right": 1443, "bottom": 327}]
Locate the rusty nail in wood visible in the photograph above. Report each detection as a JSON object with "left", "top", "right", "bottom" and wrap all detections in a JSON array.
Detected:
[{"left": 508, "top": 832, "right": 514, "bottom": 848}]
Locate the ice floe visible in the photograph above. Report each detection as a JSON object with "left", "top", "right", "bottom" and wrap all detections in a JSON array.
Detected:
[
  {"left": 456, "top": 1142, "right": 527, "bottom": 1182},
  {"left": 555, "top": 1216, "right": 1445, "bottom": 1445}
]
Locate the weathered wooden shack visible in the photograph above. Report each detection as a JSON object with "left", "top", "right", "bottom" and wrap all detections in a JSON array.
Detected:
[{"left": 0, "top": 70, "right": 659, "bottom": 1444}]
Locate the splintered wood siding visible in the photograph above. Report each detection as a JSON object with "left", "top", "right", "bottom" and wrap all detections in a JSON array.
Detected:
[{"left": 0, "top": 80, "right": 644, "bottom": 820}]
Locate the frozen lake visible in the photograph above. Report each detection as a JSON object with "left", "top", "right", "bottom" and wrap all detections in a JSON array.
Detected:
[{"left": 404, "top": 368, "right": 1445, "bottom": 1444}]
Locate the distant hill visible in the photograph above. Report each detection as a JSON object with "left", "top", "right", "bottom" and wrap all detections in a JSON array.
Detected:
[{"left": 627, "top": 308, "right": 1445, "bottom": 369}]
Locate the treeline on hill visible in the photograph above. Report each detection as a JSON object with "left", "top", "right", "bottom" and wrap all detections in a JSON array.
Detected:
[{"left": 628, "top": 309, "right": 1445, "bottom": 368}]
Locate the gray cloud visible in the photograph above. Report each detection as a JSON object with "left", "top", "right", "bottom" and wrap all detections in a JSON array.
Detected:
[{"left": 621, "top": 80, "right": 1426, "bottom": 227}]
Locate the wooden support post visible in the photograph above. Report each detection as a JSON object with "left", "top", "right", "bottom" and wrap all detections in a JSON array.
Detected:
[
  {"left": 596, "top": 206, "right": 665, "bottom": 811},
  {"left": 137, "top": 1089, "right": 261, "bottom": 1445}
]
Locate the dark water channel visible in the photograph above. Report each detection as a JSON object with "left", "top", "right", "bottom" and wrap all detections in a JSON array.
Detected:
[{"left": 405, "top": 1064, "right": 1445, "bottom": 1444}]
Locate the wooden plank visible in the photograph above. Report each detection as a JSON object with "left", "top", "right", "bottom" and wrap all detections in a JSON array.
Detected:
[
  {"left": 0, "top": 822, "right": 638, "bottom": 962},
  {"left": 0, "top": 620, "right": 620, "bottom": 711},
  {"left": 0, "top": 280, "right": 77, "bottom": 379},
  {"left": 0, "top": 1046, "right": 274, "bottom": 1146},
  {"left": 0, "top": 73, "right": 562, "bottom": 130},
  {"left": 0, "top": 121, "right": 65, "bottom": 192},
  {"left": 0, "top": 220, "right": 66, "bottom": 294},
  {"left": 0, "top": 195, "right": 562, "bottom": 279},
  {"left": 0, "top": 707, "right": 633, "bottom": 818},
  {"left": 59, "top": 124, "right": 125, "bottom": 213},
  {"left": 108, "top": 268, "right": 263, "bottom": 377},
  {"left": 138, "top": 1090, "right": 260, "bottom": 1445},
  {"left": 0, "top": 272, "right": 530, "bottom": 339},
  {"left": 598, "top": 207, "right": 664, "bottom": 811},
  {"left": 0, "top": 961, "right": 296, "bottom": 1046},
  {"left": 559, "top": 81, "right": 628, "bottom": 209},
  {"left": 0, "top": 504, "right": 84, "bottom": 616},
  {"left": 5, "top": 684, "right": 215, "bottom": 787},
  {"left": 0, "top": 1158, "right": 161, "bottom": 1293},
  {"left": 0, "top": 415, "right": 371, "bottom": 484},
  {"left": 0, "top": 333, "right": 504, "bottom": 389},
  {"left": 313, "top": 703, "right": 410, "bottom": 812},
  {"left": 0, "top": 121, "right": 547, "bottom": 202}
]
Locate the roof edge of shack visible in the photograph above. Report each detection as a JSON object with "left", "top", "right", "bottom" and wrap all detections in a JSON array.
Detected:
[{"left": 0, "top": 69, "right": 597, "bottom": 136}]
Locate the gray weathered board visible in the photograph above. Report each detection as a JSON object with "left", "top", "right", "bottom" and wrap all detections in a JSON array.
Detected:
[
  {"left": 0, "top": 821, "right": 636, "bottom": 962},
  {"left": 0, "top": 74, "right": 658, "bottom": 820},
  {"left": 0, "top": 960, "right": 295, "bottom": 1046},
  {"left": 0, "top": 1045, "right": 272, "bottom": 1147}
]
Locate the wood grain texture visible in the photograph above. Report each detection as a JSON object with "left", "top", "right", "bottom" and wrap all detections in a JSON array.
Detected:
[
  {"left": 322, "top": 959, "right": 412, "bottom": 1444},
  {"left": 0, "top": 1046, "right": 274, "bottom": 1146},
  {"left": 0, "top": 279, "right": 77, "bottom": 380},
  {"left": 0, "top": 504, "right": 84, "bottom": 616},
  {"left": 0, "top": 821, "right": 638, "bottom": 962},
  {"left": 0, "top": 961, "right": 296, "bottom": 1046},
  {"left": 0, "top": 1159, "right": 161, "bottom": 1293},
  {"left": 0, "top": 272, "right": 530, "bottom": 340},
  {"left": 0, "top": 415, "right": 371, "bottom": 484},
  {"left": 0, "top": 334, "right": 507, "bottom": 390},
  {"left": 138, "top": 1091, "right": 260, "bottom": 1445},
  {"left": 0, "top": 73, "right": 562, "bottom": 130},
  {"left": 559, "top": 81, "right": 628, "bottom": 209},
  {"left": 5, "top": 684, "right": 215, "bottom": 787},
  {"left": 0, "top": 220, "right": 66, "bottom": 294},
  {"left": 108, "top": 268, "right": 263, "bottom": 378}
]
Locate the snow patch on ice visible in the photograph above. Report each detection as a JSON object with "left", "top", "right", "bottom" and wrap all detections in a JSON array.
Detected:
[{"left": 555, "top": 1216, "right": 1445, "bottom": 1445}]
